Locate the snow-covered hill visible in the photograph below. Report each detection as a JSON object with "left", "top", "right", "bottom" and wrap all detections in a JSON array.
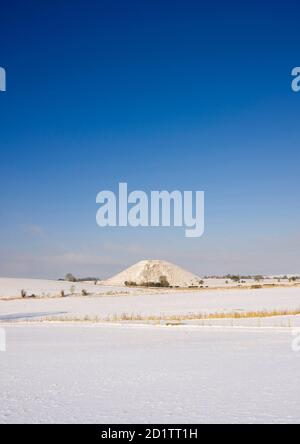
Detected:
[{"left": 104, "top": 259, "right": 201, "bottom": 287}]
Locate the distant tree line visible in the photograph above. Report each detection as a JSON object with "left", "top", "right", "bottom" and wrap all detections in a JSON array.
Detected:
[{"left": 62, "top": 273, "right": 100, "bottom": 283}]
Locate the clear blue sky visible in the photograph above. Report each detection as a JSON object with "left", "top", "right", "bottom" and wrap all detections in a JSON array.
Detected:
[{"left": 0, "top": 0, "right": 300, "bottom": 278}]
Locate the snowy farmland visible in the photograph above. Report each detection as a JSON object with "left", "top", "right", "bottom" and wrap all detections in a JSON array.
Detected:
[
  {"left": 0, "top": 324, "right": 300, "bottom": 424},
  {"left": 1, "top": 277, "right": 300, "bottom": 423},
  {"left": 0, "top": 280, "right": 300, "bottom": 327}
]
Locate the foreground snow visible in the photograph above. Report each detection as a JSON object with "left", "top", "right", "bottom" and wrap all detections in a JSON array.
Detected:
[{"left": 0, "top": 324, "right": 299, "bottom": 424}]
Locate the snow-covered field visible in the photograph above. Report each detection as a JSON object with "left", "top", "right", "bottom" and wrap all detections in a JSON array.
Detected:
[
  {"left": 0, "top": 277, "right": 135, "bottom": 299},
  {"left": 0, "top": 277, "right": 296, "bottom": 300},
  {"left": 0, "top": 323, "right": 300, "bottom": 424},
  {"left": 1, "top": 285, "right": 300, "bottom": 327},
  {"left": 1, "top": 278, "right": 300, "bottom": 423}
]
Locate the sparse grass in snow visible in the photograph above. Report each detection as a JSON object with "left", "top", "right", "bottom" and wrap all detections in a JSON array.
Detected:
[
  {"left": 104, "top": 308, "right": 300, "bottom": 322},
  {"left": 40, "top": 308, "right": 300, "bottom": 323}
]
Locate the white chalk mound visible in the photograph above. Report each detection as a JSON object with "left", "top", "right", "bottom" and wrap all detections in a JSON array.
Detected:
[{"left": 105, "top": 260, "right": 201, "bottom": 287}]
